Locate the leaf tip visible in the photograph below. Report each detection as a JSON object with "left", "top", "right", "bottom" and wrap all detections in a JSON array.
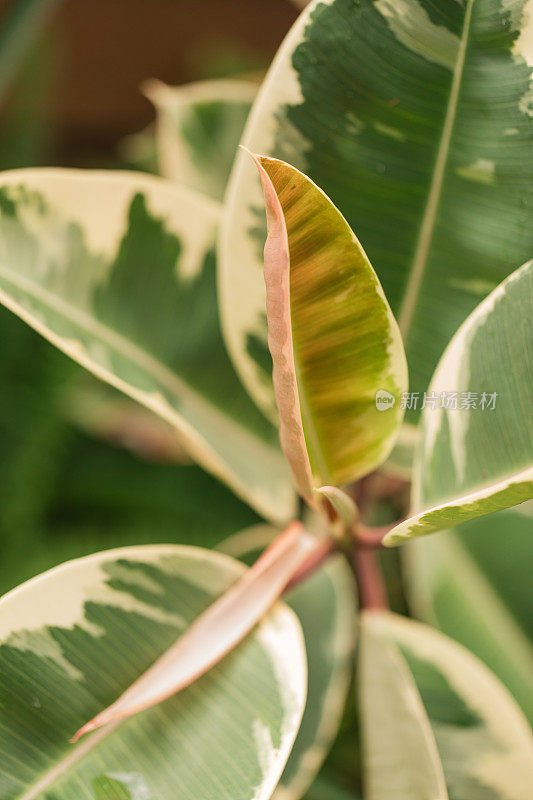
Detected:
[
  {"left": 315, "top": 485, "right": 357, "bottom": 527},
  {"left": 70, "top": 720, "right": 96, "bottom": 744},
  {"left": 239, "top": 144, "right": 259, "bottom": 163}
]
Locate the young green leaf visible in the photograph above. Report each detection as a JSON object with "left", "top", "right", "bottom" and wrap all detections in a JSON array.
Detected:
[
  {"left": 0, "top": 544, "right": 307, "bottom": 798},
  {"left": 145, "top": 78, "right": 256, "bottom": 201},
  {"left": 359, "top": 611, "right": 533, "bottom": 800},
  {"left": 252, "top": 154, "right": 407, "bottom": 505},
  {"left": 315, "top": 486, "right": 358, "bottom": 529},
  {"left": 405, "top": 510, "right": 533, "bottom": 725},
  {"left": 219, "top": 0, "right": 533, "bottom": 423},
  {"left": 217, "top": 526, "right": 358, "bottom": 800},
  {"left": 385, "top": 261, "right": 533, "bottom": 545},
  {"left": 0, "top": 169, "right": 296, "bottom": 523}
]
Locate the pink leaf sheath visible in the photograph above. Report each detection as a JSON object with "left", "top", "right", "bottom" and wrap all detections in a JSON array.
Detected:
[
  {"left": 71, "top": 521, "right": 314, "bottom": 743},
  {"left": 247, "top": 149, "right": 316, "bottom": 509}
]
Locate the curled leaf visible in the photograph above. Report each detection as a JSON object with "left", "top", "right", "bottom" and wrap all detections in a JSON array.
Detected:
[
  {"left": 315, "top": 486, "right": 358, "bottom": 530},
  {"left": 251, "top": 153, "right": 407, "bottom": 506}
]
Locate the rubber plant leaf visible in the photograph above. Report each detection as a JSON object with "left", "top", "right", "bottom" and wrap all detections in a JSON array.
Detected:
[
  {"left": 0, "top": 544, "right": 306, "bottom": 798},
  {"left": 385, "top": 261, "right": 533, "bottom": 545},
  {"left": 404, "top": 508, "right": 533, "bottom": 725},
  {"left": 219, "top": 0, "right": 533, "bottom": 424},
  {"left": 359, "top": 611, "right": 533, "bottom": 799},
  {"left": 0, "top": 169, "right": 296, "bottom": 523},
  {"left": 252, "top": 153, "right": 407, "bottom": 507},
  {"left": 72, "top": 522, "right": 313, "bottom": 740},
  {"left": 144, "top": 78, "right": 257, "bottom": 201}
]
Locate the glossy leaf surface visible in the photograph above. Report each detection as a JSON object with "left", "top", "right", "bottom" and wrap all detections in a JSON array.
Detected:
[
  {"left": 219, "top": 0, "right": 533, "bottom": 422},
  {"left": 0, "top": 545, "right": 306, "bottom": 799},
  {"left": 0, "top": 168, "right": 296, "bottom": 522},
  {"left": 386, "top": 261, "right": 533, "bottom": 545},
  {"left": 359, "top": 611, "right": 533, "bottom": 800}
]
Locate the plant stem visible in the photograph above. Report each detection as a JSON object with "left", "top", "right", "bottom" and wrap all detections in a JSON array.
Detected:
[
  {"left": 283, "top": 471, "right": 408, "bottom": 598},
  {"left": 353, "top": 521, "right": 400, "bottom": 549},
  {"left": 351, "top": 547, "right": 388, "bottom": 610}
]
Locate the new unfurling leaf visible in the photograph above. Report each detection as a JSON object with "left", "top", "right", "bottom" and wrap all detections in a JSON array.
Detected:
[{"left": 251, "top": 154, "right": 407, "bottom": 507}]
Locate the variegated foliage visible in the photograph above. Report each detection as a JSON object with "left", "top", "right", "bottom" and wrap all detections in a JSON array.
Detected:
[
  {"left": 0, "top": 169, "right": 296, "bottom": 523},
  {"left": 218, "top": 525, "right": 357, "bottom": 800},
  {"left": 252, "top": 155, "right": 407, "bottom": 506},
  {"left": 359, "top": 611, "right": 533, "bottom": 800},
  {"left": 219, "top": 0, "right": 533, "bottom": 423},
  {"left": 0, "top": 545, "right": 306, "bottom": 799},
  {"left": 276, "top": 555, "right": 355, "bottom": 800},
  {"left": 145, "top": 79, "right": 257, "bottom": 201},
  {"left": 405, "top": 508, "right": 533, "bottom": 725},
  {"left": 86, "top": 78, "right": 258, "bottom": 459},
  {"left": 385, "top": 261, "right": 533, "bottom": 545},
  {"left": 71, "top": 523, "right": 313, "bottom": 741}
]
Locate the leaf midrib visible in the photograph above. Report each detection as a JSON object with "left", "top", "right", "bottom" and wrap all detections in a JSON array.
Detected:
[{"left": 397, "top": 0, "right": 475, "bottom": 340}]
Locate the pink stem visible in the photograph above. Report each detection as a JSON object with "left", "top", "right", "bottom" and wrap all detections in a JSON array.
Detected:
[{"left": 352, "top": 547, "right": 388, "bottom": 610}]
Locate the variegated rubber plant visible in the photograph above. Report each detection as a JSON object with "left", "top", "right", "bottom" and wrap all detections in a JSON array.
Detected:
[{"left": 1, "top": 1, "right": 532, "bottom": 799}]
